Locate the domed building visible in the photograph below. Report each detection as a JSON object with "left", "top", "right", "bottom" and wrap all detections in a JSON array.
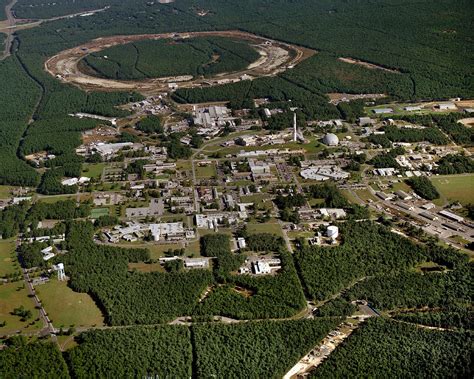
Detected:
[{"left": 322, "top": 133, "right": 339, "bottom": 146}]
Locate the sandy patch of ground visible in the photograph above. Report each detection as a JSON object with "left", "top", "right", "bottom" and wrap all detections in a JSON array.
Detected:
[{"left": 338, "top": 57, "right": 400, "bottom": 74}]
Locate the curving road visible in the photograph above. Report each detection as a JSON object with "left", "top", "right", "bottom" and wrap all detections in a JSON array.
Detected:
[{"left": 45, "top": 30, "right": 314, "bottom": 94}]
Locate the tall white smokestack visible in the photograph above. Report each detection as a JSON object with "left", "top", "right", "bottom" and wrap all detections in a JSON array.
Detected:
[{"left": 293, "top": 112, "right": 297, "bottom": 142}]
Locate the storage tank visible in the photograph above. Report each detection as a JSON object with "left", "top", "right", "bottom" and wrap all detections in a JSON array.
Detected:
[{"left": 326, "top": 225, "right": 339, "bottom": 239}]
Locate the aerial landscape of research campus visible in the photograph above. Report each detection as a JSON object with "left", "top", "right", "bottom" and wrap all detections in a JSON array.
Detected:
[{"left": 0, "top": 0, "right": 473, "bottom": 377}]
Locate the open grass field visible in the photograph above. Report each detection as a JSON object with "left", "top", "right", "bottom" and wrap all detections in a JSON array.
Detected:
[
  {"left": 354, "top": 189, "right": 379, "bottom": 203},
  {"left": 246, "top": 221, "right": 283, "bottom": 237},
  {"left": 176, "top": 160, "right": 193, "bottom": 171},
  {"left": 341, "top": 190, "right": 363, "bottom": 205},
  {"left": 37, "top": 194, "right": 77, "bottom": 203},
  {"left": 113, "top": 241, "right": 201, "bottom": 260},
  {"left": 36, "top": 279, "right": 104, "bottom": 328},
  {"left": 0, "top": 239, "right": 18, "bottom": 278},
  {"left": 0, "top": 185, "right": 14, "bottom": 198},
  {"left": 81, "top": 163, "right": 105, "bottom": 179},
  {"left": 196, "top": 164, "right": 217, "bottom": 179},
  {"left": 0, "top": 282, "right": 42, "bottom": 335},
  {"left": 240, "top": 194, "right": 273, "bottom": 210},
  {"left": 389, "top": 180, "right": 412, "bottom": 193},
  {"left": 128, "top": 262, "right": 165, "bottom": 273},
  {"left": 90, "top": 207, "right": 110, "bottom": 218},
  {"left": 431, "top": 175, "right": 474, "bottom": 205}
]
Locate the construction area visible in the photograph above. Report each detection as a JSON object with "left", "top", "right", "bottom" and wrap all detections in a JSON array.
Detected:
[{"left": 44, "top": 30, "right": 314, "bottom": 95}]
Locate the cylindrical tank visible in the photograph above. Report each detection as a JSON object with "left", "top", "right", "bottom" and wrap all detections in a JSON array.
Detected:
[{"left": 326, "top": 225, "right": 339, "bottom": 239}]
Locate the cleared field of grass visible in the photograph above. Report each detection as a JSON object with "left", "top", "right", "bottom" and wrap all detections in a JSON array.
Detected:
[
  {"left": 176, "top": 160, "right": 193, "bottom": 170},
  {"left": 389, "top": 180, "right": 412, "bottom": 193},
  {"left": 354, "top": 189, "right": 379, "bottom": 202},
  {"left": 341, "top": 190, "right": 363, "bottom": 205},
  {"left": 308, "top": 198, "right": 325, "bottom": 207},
  {"left": 246, "top": 221, "right": 283, "bottom": 237},
  {"left": 240, "top": 194, "right": 273, "bottom": 210},
  {"left": 196, "top": 164, "right": 217, "bottom": 178},
  {"left": 81, "top": 163, "right": 105, "bottom": 179},
  {"left": 431, "top": 175, "right": 474, "bottom": 205},
  {"left": 0, "top": 239, "right": 18, "bottom": 278},
  {"left": 0, "top": 282, "right": 42, "bottom": 335},
  {"left": 287, "top": 231, "right": 314, "bottom": 239},
  {"left": 36, "top": 279, "right": 104, "bottom": 328},
  {"left": 128, "top": 262, "right": 165, "bottom": 273},
  {"left": 37, "top": 194, "right": 77, "bottom": 203},
  {"left": 0, "top": 185, "right": 14, "bottom": 198},
  {"left": 90, "top": 207, "right": 110, "bottom": 218}
]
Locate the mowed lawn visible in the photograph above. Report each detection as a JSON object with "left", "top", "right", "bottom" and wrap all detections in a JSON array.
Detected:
[
  {"left": 431, "top": 175, "right": 474, "bottom": 205},
  {"left": 196, "top": 164, "right": 217, "bottom": 178},
  {"left": 90, "top": 207, "right": 110, "bottom": 218},
  {"left": 0, "top": 283, "right": 42, "bottom": 334},
  {"left": 36, "top": 279, "right": 104, "bottom": 328},
  {"left": 81, "top": 163, "right": 105, "bottom": 179},
  {"left": 246, "top": 221, "right": 283, "bottom": 237},
  {"left": 0, "top": 185, "right": 14, "bottom": 198},
  {"left": 0, "top": 239, "right": 18, "bottom": 278}
]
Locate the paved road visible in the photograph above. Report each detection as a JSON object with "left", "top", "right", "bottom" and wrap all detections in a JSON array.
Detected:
[{"left": 1, "top": 0, "right": 17, "bottom": 59}]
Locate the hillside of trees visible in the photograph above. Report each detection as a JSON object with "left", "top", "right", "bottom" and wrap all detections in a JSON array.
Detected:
[
  {"left": 436, "top": 154, "right": 474, "bottom": 175},
  {"left": 0, "top": 339, "right": 70, "bottom": 378},
  {"left": 193, "top": 318, "right": 340, "bottom": 378},
  {"left": 393, "top": 113, "right": 474, "bottom": 146},
  {"left": 311, "top": 318, "right": 472, "bottom": 379},
  {"left": 67, "top": 326, "right": 192, "bottom": 378},
  {"left": 294, "top": 221, "right": 428, "bottom": 301},
  {"left": 195, "top": 251, "right": 307, "bottom": 320},
  {"left": 62, "top": 221, "right": 212, "bottom": 325},
  {"left": 83, "top": 37, "right": 260, "bottom": 80},
  {"left": 407, "top": 176, "right": 440, "bottom": 200}
]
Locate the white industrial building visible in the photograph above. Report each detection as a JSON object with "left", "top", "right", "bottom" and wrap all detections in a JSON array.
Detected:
[
  {"left": 438, "top": 210, "right": 464, "bottom": 223},
  {"left": 252, "top": 260, "right": 271, "bottom": 275},
  {"left": 195, "top": 212, "right": 243, "bottom": 229},
  {"left": 372, "top": 108, "right": 393, "bottom": 114},
  {"left": 436, "top": 103, "right": 456, "bottom": 110},
  {"left": 41, "top": 246, "right": 55, "bottom": 261},
  {"left": 404, "top": 106, "right": 422, "bottom": 112},
  {"left": 320, "top": 208, "right": 346, "bottom": 219},
  {"left": 249, "top": 159, "right": 271, "bottom": 175},
  {"left": 300, "top": 166, "right": 349, "bottom": 181},
  {"left": 61, "top": 177, "right": 91, "bottom": 186}
]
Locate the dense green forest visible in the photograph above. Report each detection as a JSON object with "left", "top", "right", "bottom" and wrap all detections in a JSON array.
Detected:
[
  {"left": 67, "top": 326, "right": 192, "bottom": 378},
  {"left": 0, "top": 0, "right": 7, "bottom": 20},
  {"left": 193, "top": 318, "right": 340, "bottom": 378},
  {"left": 311, "top": 318, "right": 472, "bottom": 379},
  {"left": 196, "top": 233, "right": 306, "bottom": 319},
  {"left": 436, "top": 154, "right": 474, "bottom": 175},
  {"left": 14, "top": 0, "right": 471, "bottom": 100},
  {"left": 345, "top": 258, "right": 472, "bottom": 311},
  {"left": 0, "top": 56, "right": 41, "bottom": 186},
  {"left": 393, "top": 307, "right": 474, "bottom": 330},
  {"left": 195, "top": 251, "right": 307, "bottom": 319},
  {"left": 393, "top": 113, "right": 474, "bottom": 146},
  {"left": 407, "top": 176, "right": 440, "bottom": 200},
  {"left": 0, "top": 339, "right": 70, "bottom": 378},
  {"left": 0, "top": 0, "right": 471, "bottom": 186},
  {"left": 295, "top": 221, "right": 428, "bottom": 301},
  {"left": 62, "top": 221, "right": 213, "bottom": 325},
  {"left": 83, "top": 37, "right": 260, "bottom": 80},
  {"left": 382, "top": 125, "right": 449, "bottom": 145}
]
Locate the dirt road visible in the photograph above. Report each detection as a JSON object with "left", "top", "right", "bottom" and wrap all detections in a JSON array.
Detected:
[{"left": 45, "top": 30, "right": 315, "bottom": 95}]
